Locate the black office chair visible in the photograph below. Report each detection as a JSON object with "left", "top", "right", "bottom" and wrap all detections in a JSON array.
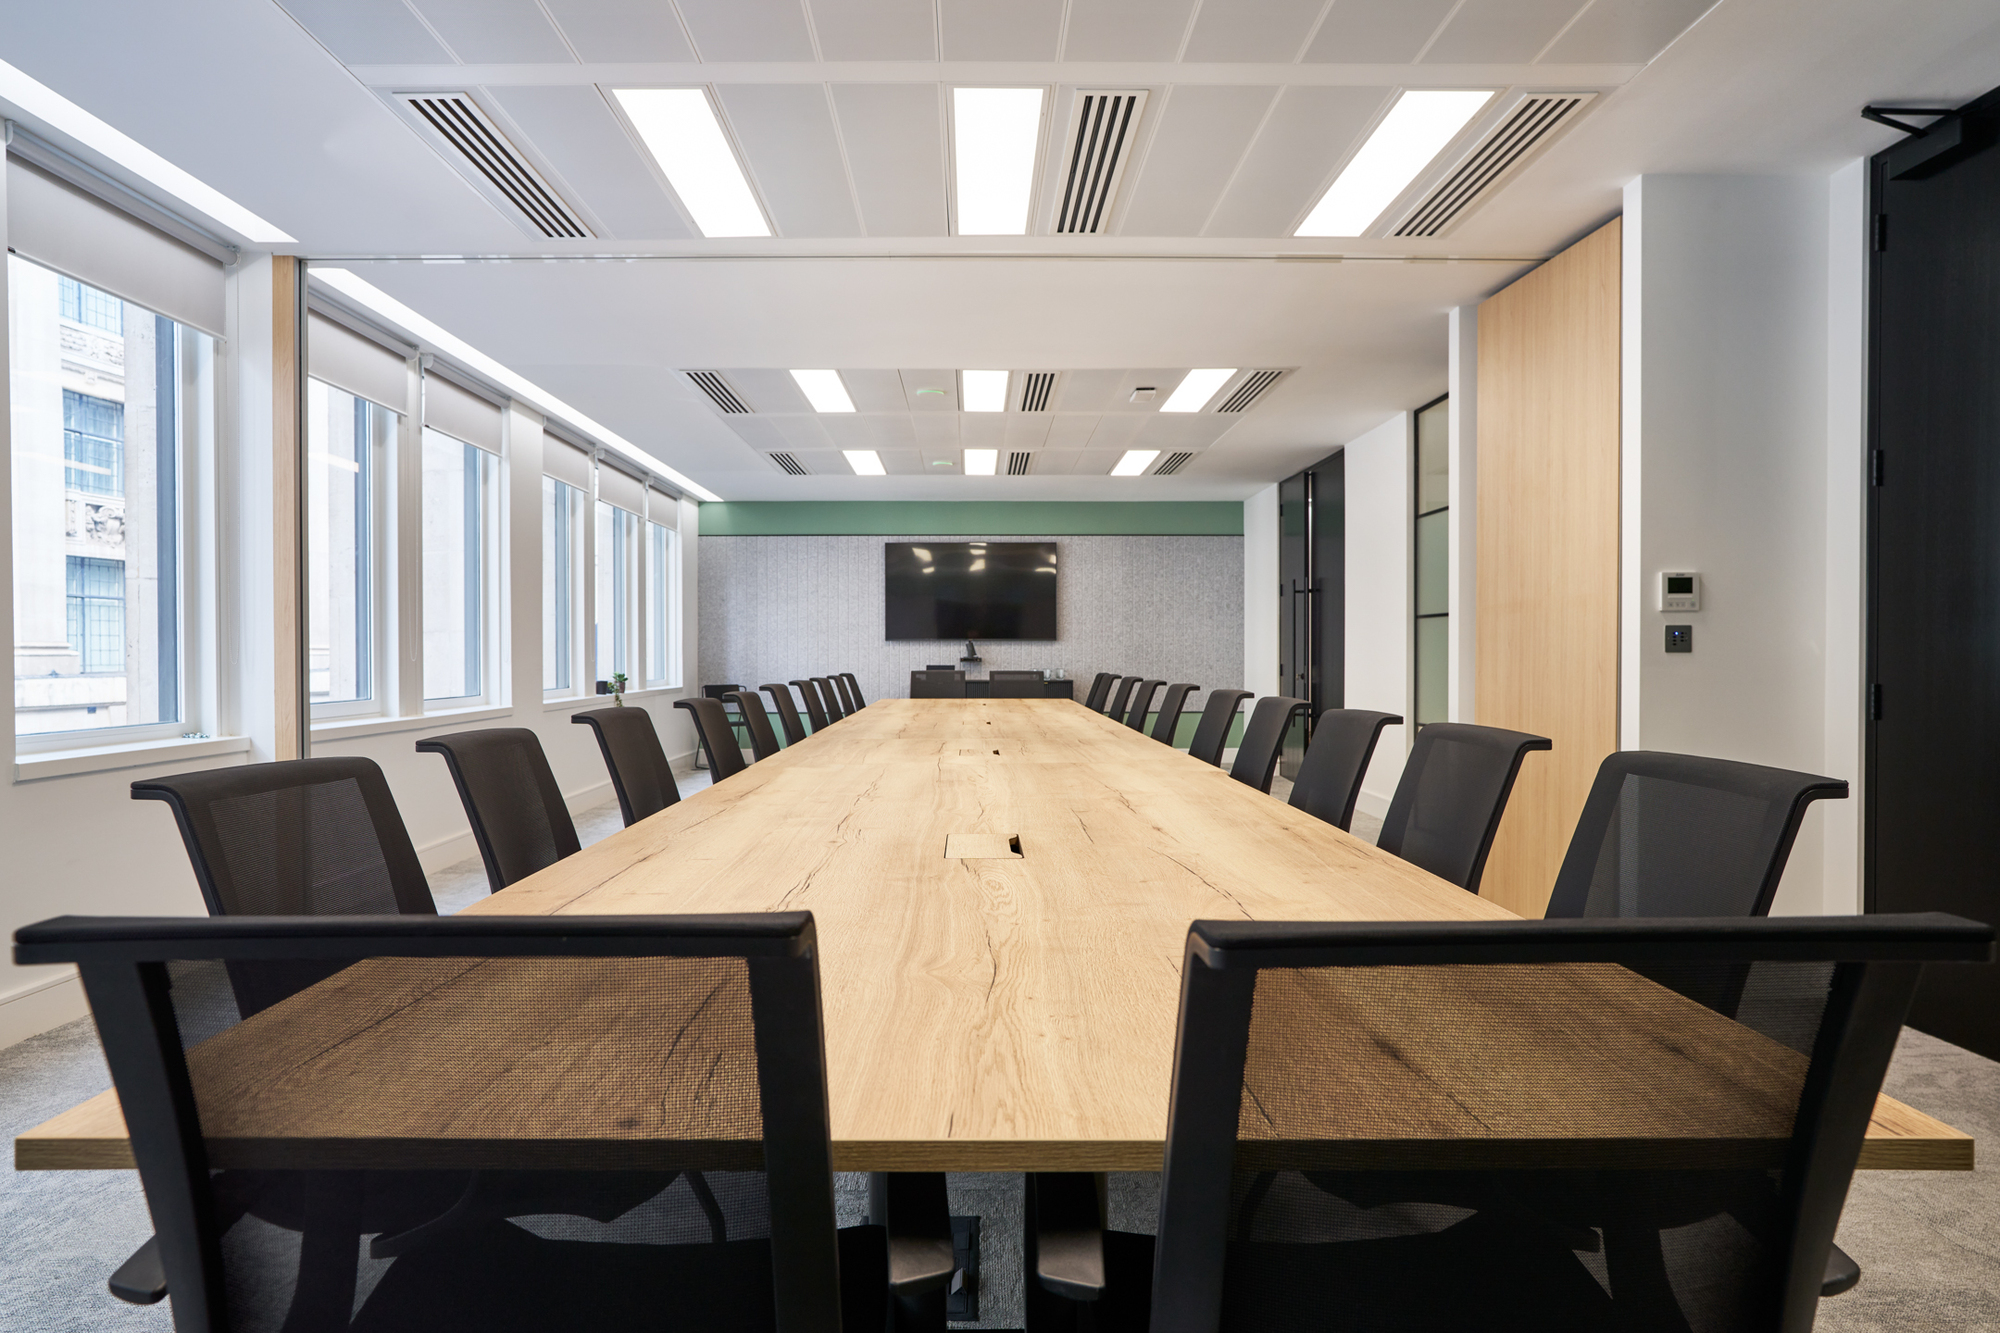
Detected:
[
  {"left": 1024, "top": 914, "right": 1991, "bottom": 1333},
  {"left": 790, "top": 678, "right": 831, "bottom": 732},
  {"left": 1186, "top": 689, "right": 1252, "bottom": 766},
  {"left": 19, "top": 911, "right": 893, "bottom": 1333},
  {"left": 725, "top": 691, "right": 783, "bottom": 761},
  {"left": 910, "top": 670, "right": 967, "bottom": 699},
  {"left": 1125, "top": 679, "right": 1165, "bottom": 732},
  {"left": 1288, "top": 709, "right": 1404, "bottom": 832},
  {"left": 761, "top": 683, "right": 810, "bottom": 745},
  {"left": 1083, "top": 672, "right": 1117, "bottom": 712},
  {"left": 675, "top": 698, "right": 746, "bottom": 780},
  {"left": 416, "top": 729, "right": 581, "bottom": 894},
  {"left": 699, "top": 684, "right": 749, "bottom": 769},
  {"left": 1377, "top": 722, "right": 1551, "bottom": 895},
  {"left": 828, "top": 675, "right": 859, "bottom": 716},
  {"left": 989, "top": 670, "right": 1044, "bottom": 698},
  {"left": 813, "top": 676, "right": 847, "bottom": 721},
  {"left": 1149, "top": 683, "right": 1198, "bottom": 745},
  {"left": 1104, "top": 676, "right": 1141, "bottom": 723},
  {"left": 571, "top": 707, "right": 683, "bottom": 826},
  {"left": 840, "top": 673, "right": 867, "bottom": 709},
  {"left": 1228, "top": 696, "right": 1309, "bottom": 793}
]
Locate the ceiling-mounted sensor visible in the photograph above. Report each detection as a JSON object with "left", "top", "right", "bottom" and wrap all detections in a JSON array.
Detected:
[{"left": 1129, "top": 387, "right": 1157, "bottom": 403}]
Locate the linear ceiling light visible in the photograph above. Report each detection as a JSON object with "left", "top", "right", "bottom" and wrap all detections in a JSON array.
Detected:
[
  {"left": 962, "top": 370, "right": 1008, "bottom": 412},
  {"left": 613, "top": 88, "right": 770, "bottom": 238},
  {"left": 0, "top": 57, "right": 293, "bottom": 243},
  {"left": 953, "top": 88, "right": 1044, "bottom": 236},
  {"left": 964, "top": 448, "right": 999, "bottom": 475},
  {"left": 790, "top": 369, "right": 855, "bottom": 413},
  {"left": 312, "top": 269, "right": 721, "bottom": 502},
  {"left": 1296, "top": 90, "right": 1493, "bottom": 238},
  {"left": 1161, "top": 369, "right": 1236, "bottom": 414},
  {"left": 1111, "top": 450, "right": 1160, "bottom": 477},
  {"left": 844, "top": 450, "right": 887, "bottom": 476}
]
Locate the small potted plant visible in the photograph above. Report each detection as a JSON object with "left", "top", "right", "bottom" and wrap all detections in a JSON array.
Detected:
[{"left": 609, "top": 671, "right": 629, "bottom": 706}]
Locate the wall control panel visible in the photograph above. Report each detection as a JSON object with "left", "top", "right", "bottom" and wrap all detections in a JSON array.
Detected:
[{"left": 1658, "top": 571, "right": 1701, "bottom": 612}]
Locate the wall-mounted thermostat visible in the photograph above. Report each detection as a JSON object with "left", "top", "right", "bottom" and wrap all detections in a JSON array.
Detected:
[{"left": 1658, "top": 571, "right": 1701, "bottom": 612}]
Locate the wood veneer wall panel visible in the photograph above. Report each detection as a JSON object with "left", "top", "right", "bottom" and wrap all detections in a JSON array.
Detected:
[
  {"left": 1474, "top": 218, "right": 1622, "bottom": 917},
  {"left": 273, "top": 256, "right": 306, "bottom": 760}
]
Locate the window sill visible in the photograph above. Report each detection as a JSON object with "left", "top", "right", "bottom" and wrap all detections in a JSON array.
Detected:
[
  {"left": 310, "top": 705, "right": 513, "bottom": 743},
  {"left": 15, "top": 733, "right": 252, "bottom": 783},
  {"left": 542, "top": 686, "right": 687, "bottom": 714}
]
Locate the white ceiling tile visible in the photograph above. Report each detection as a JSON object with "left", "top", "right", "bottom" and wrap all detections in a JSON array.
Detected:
[
  {"left": 1005, "top": 417, "right": 1053, "bottom": 448},
  {"left": 407, "top": 0, "right": 572, "bottom": 62},
  {"left": 917, "top": 444, "right": 961, "bottom": 471},
  {"left": 879, "top": 450, "right": 927, "bottom": 475},
  {"left": 724, "top": 368, "right": 815, "bottom": 412},
  {"left": 485, "top": 86, "right": 693, "bottom": 238},
  {"left": 1182, "top": 0, "right": 1329, "bottom": 62},
  {"left": 938, "top": 0, "right": 1064, "bottom": 59},
  {"left": 809, "top": 0, "right": 938, "bottom": 59},
  {"left": 1301, "top": 0, "right": 1455, "bottom": 62},
  {"left": 716, "top": 85, "right": 863, "bottom": 238},
  {"left": 1204, "top": 86, "right": 1387, "bottom": 237},
  {"left": 1077, "top": 448, "right": 1130, "bottom": 474},
  {"left": 1062, "top": 0, "right": 1201, "bottom": 61},
  {"left": 723, "top": 416, "right": 788, "bottom": 448},
  {"left": 1042, "top": 416, "right": 1099, "bottom": 448},
  {"left": 1033, "top": 450, "right": 1080, "bottom": 474},
  {"left": 1049, "top": 369, "right": 1125, "bottom": 412},
  {"left": 1540, "top": 0, "right": 1713, "bottom": 63},
  {"left": 275, "top": 0, "right": 454, "bottom": 63},
  {"left": 1087, "top": 415, "right": 1149, "bottom": 449},
  {"left": 774, "top": 415, "right": 838, "bottom": 448},
  {"left": 864, "top": 415, "right": 920, "bottom": 447},
  {"left": 831, "top": 85, "right": 949, "bottom": 237},
  {"left": 1422, "top": 0, "right": 1587, "bottom": 63},
  {"left": 911, "top": 413, "right": 960, "bottom": 445},
  {"left": 820, "top": 413, "right": 908, "bottom": 447},
  {"left": 900, "top": 370, "right": 959, "bottom": 410},
  {"left": 1134, "top": 414, "right": 1237, "bottom": 448},
  {"left": 960, "top": 414, "right": 1006, "bottom": 446},
  {"left": 676, "top": 0, "right": 816, "bottom": 60},
  {"left": 1096, "top": 369, "right": 1192, "bottom": 412},
  {"left": 539, "top": 0, "right": 698, "bottom": 61},
  {"left": 1117, "top": 86, "right": 1276, "bottom": 237},
  {"left": 838, "top": 369, "right": 909, "bottom": 412}
]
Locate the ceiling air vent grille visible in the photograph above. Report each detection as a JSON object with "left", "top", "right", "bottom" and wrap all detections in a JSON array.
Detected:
[
  {"left": 1006, "top": 451, "right": 1034, "bottom": 476},
  {"left": 398, "top": 93, "right": 590, "bottom": 239},
  {"left": 1154, "top": 451, "right": 1196, "bottom": 476},
  {"left": 1216, "top": 370, "right": 1283, "bottom": 414},
  {"left": 769, "top": 452, "right": 810, "bottom": 476},
  {"left": 1393, "top": 94, "right": 1596, "bottom": 239},
  {"left": 687, "top": 371, "right": 751, "bottom": 414},
  {"left": 1019, "top": 372, "right": 1056, "bottom": 412},
  {"left": 1054, "top": 91, "right": 1148, "bottom": 234}
]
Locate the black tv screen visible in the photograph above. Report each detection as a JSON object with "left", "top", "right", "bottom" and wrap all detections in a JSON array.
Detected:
[{"left": 885, "top": 542, "right": 1057, "bottom": 641}]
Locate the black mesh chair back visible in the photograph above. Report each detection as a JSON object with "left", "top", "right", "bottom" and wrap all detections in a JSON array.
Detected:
[
  {"left": 725, "top": 691, "right": 783, "bottom": 761},
  {"left": 1083, "top": 673, "right": 1117, "bottom": 712},
  {"left": 1187, "top": 689, "right": 1252, "bottom": 766},
  {"left": 1377, "top": 722, "right": 1551, "bottom": 894},
  {"left": 17, "top": 912, "right": 890, "bottom": 1333},
  {"left": 789, "top": 679, "right": 830, "bottom": 732},
  {"left": 839, "top": 673, "right": 866, "bottom": 709},
  {"left": 1229, "top": 696, "right": 1309, "bottom": 792},
  {"left": 1125, "top": 679, "right": 1165, "bottom": 732},
  {"left": 989, "top": 670, "right": 1044, "bottom": 698},
  {"left": 1288, "top": 709, "right": 1404, "bottom": 832},
  {"left": 130, "top": 758, "right": 435, "bottom": 1016},
  {"left": 812, "top": 677, "right": 846, "bottom": 721},
  {"left": 1132, "top": 914, "right": 1992, "bottom": 1333},
  {"left": 1105, "top": 676, "right": 1141, "bottom": 722},
  {"left": 761, "top": 684, "right": 810, "bottom": 745},
  {"left": 571, "top": 708, "right": 682, "bottom": 826},
  {"left": 676, "top": 698, "right": 746, "bottom": 780},
  {"left": 828, "top": 675, "right": 858, "bottom": 716},
  {"left": 415, "top": 729, "right": 580, "bottom": 896},
  {"left": 1150, "top": 684, "right": 1198, "bottom": 744},
  {"left": 910, "top": 670, "right": 967, "bottom": 699}
]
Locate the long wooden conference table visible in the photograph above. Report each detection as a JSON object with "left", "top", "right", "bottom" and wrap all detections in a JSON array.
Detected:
[{"left": 15, "top": 698, "right": 1971, "bottom": 1174}]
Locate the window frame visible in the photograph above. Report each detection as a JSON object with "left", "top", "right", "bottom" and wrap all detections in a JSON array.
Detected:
[
  {"left": 542, "top": 475, "right": 584, "bottom": 698},
  {"left": 419, "top": 424, "right": 501, "bottom": 709},
  {"left": 645, "top": 507, "right": 681, "bottom": 689},
  {"left": 307, "top": 378, "right": 398, "bottom": 722}
]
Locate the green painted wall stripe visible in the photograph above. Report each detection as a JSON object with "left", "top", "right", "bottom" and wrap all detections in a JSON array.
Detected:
[{"left": 698, "top": 501, "right": 1243, "bottom": 536}]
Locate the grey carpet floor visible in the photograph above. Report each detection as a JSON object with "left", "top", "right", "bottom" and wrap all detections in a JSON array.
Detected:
[{"left": 3, "top": 761, "right": 1994, "bottom": 1329}]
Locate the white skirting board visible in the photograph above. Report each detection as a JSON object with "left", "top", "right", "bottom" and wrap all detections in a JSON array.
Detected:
[{"left": 0, "top": 969, "right": 89, "bottom": 1051}]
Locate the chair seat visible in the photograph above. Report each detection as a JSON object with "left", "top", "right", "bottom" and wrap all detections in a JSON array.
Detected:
[{"left": 353, "top": 1219, "right": 888, "bottom": 1333}]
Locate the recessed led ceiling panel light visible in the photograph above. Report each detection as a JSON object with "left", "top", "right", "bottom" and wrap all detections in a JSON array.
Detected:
[
  {"left": 790, "top": 369, "right": 856, "bottom": 413},
  {"left": 613, "top": 88, "right": 770, "bottom": 238},
  {"left": 962, "top": 370, "right": 1008, "bottom": 412},
  {"left": 844, "top": 450, "right": 886, "bottom": 476},
  {"left": 1112, "top": 450, "right": 1161, "bottom": 477},
  {"left": 1295, "top": 90, "right": 1493, "bottom": 238},
  {"left": 1161, "top": 369, "right": 1237, "bottom": 414},
  {"left": 964, "top": 448, "right": 999, "bottom": 475},
  {"left": 953, "top": 88, "right": 1044, "bottom": 236}
]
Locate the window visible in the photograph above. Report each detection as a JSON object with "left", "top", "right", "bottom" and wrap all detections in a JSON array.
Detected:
[
  {"left": 12, "top": 257, "right": 203, "bottom": 739},
  {"left": 543, "top": 477, "right": 580, "bottom": 692},
  {"left": 422, "top": 427, "right": 496, "bottom": 702},
  {"left": 647, "top": 518, "right": 679, "bottom": 687},
  {"left": 1413, "top": 395, "right": 1449, "bottom": 727},
  {"left": 594, "top": 501, "right": 638, "bottom": 685},
  {"left": 308, "top": 379, "right": 393, "bottom": 711}
]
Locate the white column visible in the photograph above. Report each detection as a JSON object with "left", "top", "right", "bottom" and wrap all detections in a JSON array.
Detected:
[
  {"left": 1821, "top": 159, "right": 1869, "bottom": 915},
  {"left": 505, "top": 402, "right": 543, "bottom": 712},
  {"left": 8, "top": 259, "right": 68, "bottom": 683},
  {"left": 1241, "top": 484, "right": 1278, "bottom": 694}
]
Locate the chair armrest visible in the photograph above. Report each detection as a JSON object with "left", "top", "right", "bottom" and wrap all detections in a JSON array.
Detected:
[
  {"left": 109, "top": 1235, "right": 167, "bottom": 1305},
  {"left": 1030, "top": 1172, "right": 1107, "bottom": 1301}
]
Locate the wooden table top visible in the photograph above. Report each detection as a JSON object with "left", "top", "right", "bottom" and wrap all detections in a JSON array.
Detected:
[{"left": 16, "top": 699, "right": 1971, "bottom": 1173}]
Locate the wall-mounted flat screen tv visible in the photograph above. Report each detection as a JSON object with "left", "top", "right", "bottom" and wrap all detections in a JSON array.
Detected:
[{"left": 885, "top": 542, "right": 1057, "bottom": 641}]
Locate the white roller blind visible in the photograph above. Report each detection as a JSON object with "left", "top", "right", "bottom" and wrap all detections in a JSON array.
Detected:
[
  {"left": 308, "top": 312, "right": 408, "bottom": 410},
  {"left": 423, "top": 370, "right": 503, "bottom": 453},
  {"left": 544, "top": 434, "right": 594, "bottom": 491},
  {"left": 647, "top": 486, "right": 680, "bottom": 529},
  {"left": 6, "top": 158, "right": 226, "bottom": 335},
  {"left": 597, "top": 461, "right": 646, "bottom": 514}
]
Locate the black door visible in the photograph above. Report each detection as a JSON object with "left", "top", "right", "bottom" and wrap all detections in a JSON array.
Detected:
[
  {"left": 1277, "top": 455, "right": 1345, "bottom": 777},
  {"left": 1867, "top": 87, "right": 2000, "bottom": 1059}
]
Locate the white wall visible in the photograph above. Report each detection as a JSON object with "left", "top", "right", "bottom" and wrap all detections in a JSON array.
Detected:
[
  {"left": 1343, "top": 412, "right": 1413, "bottom": 816},
  {"left": 1242, "top": 484, "right": 1278, "bottom": 698}
]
